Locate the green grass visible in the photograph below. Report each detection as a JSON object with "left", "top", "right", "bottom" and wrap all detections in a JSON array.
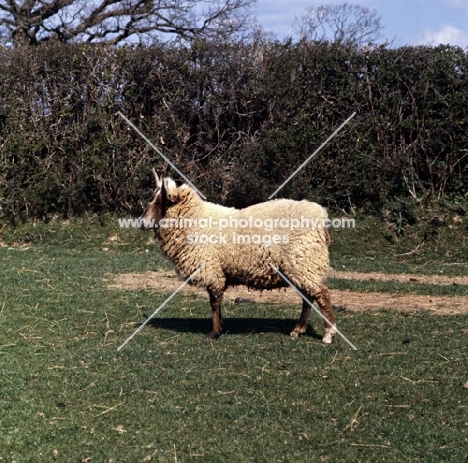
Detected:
[
  {"left": 329, "top": 215, "right": 468, "bottom": 277},
  {"left": 1, "top": 215, "right": 468, "bottom": 462}
]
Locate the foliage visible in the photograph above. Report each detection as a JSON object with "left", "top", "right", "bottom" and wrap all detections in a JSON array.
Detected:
[{"left": 0, "top": 40, "right": 467, "bottom": 222}]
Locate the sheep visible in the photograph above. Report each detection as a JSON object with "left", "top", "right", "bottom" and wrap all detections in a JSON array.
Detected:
[{"left": 140, "top": 170, "right": 337, "bottom": 343}]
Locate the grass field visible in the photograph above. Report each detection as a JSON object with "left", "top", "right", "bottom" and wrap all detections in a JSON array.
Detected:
[{"left": 1, "top": 215, "right": 467, "bottom": 462}]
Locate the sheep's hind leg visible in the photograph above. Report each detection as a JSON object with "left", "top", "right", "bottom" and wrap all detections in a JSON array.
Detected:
[
  {"left": 315, "top": 285, "right": 337, "bottom": 344},
  {"left": 290, "top": 286, "right": 336, "bottom": 343},
  {"left": 206, "top": 289, "right": 224, "bottom": 340}
]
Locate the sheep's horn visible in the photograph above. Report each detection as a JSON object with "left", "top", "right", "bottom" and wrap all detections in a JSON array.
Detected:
[{"left": 152, "top": 168, "right": 161, "bottom": 188}]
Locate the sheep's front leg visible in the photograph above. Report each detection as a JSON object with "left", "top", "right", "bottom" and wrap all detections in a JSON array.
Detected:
[{"left": 206, "top": 289, "right": 223, "bottom": 340}]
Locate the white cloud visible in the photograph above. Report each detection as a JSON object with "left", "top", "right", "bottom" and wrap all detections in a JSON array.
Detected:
[
  {"left": 421, "top": 25, "right": 468, "bottom": 47},
  {"left": 447, "top": 0, "right": 468, "bottom": 9}
]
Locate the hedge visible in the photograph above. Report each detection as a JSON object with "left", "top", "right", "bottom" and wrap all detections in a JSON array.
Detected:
[{"left": 0, "top": 40, "right": 467, "bottom": 221}]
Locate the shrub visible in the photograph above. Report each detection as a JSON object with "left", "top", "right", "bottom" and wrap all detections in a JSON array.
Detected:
[{"left": 0, "top": 41, "right": 466, "bottom": 221}]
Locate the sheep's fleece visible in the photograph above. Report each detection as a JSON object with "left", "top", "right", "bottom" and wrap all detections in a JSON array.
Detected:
[{"left": 140, "top": 172, "right": 337, "bottom": 343}]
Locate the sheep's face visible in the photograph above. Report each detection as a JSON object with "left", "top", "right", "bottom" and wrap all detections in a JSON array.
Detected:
[
  {"left": 140, "top": 191, "right": 163, "bottom": 230},
  {"left": 140, "top": 170, "right": 177, "bottom": 231}
]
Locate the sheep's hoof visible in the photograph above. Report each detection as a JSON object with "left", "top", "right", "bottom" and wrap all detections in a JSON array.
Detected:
[
  {"left": 290, "top": 328, "right": 305, "bottom": 338},
  {"left": 205, "top": 331, "right": 221, "bottom": 341},
  {"left": 322, "top": 326, "right": 337, "bottom": 344}
]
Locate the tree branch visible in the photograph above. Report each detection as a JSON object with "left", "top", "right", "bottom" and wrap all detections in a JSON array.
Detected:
[{"left": 0, "top": 0, "right": 256, "bottom": 45}]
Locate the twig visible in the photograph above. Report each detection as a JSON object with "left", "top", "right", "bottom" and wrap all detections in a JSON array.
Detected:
[
  {"left": 344, "top": 405, "right": 362, "bottom": 431},
  {"left": 349, "top": 443, "right": 391, "bottom": 449},
  {"left": 394, "top": 242, "right": 424, "bottom": 257},
  {"left": 400, "top": 376, "right": 438, "bottom": 384},
  {"left": 92, "top": 401, "right": 126, "bottom": 418}
]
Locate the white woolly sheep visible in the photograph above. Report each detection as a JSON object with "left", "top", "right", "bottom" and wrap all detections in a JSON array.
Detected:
[{"left": 140, "top": 170, "right": 337, "bottom": 343}]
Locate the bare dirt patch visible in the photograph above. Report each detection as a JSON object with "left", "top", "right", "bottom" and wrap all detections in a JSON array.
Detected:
[
  {"left": 107, "top": 270, "right": 468, "bottom": 315},
  {"left": 332, "top": 270, "right": 468, "bottom": 286}
]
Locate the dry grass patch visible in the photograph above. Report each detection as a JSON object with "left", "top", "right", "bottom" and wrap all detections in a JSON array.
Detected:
[
  {"left": 332, "top": 270, "right": 468, "bottom": 286},
  {"left": 107, "top": 270, "right": 468, "bottom": 315}
]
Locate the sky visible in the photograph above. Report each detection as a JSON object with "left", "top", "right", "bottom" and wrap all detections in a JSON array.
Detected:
[{"left": 255, "top": 0, "right": 468, "bottom": 48}]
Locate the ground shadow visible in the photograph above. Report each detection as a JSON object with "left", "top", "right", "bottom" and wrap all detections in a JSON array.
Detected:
[{"left": 137, "top": 317, "right": 323, "bottom": 340}]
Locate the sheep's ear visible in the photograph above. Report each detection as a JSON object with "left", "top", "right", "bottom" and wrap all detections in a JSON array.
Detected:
[
  {"left": 161, "top": 178, "right": 178, "bottom": 203},
  {"left": 152, "top": 168, "right": 162, "bottom": 189}
]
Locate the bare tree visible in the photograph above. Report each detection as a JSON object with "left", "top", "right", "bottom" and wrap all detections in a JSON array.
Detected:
[
  {"left": 0, "top": 0, "right": 257, "bottom": 46},
  {"left": 295, "top": 3, "right": 383, "bottom": 47}
]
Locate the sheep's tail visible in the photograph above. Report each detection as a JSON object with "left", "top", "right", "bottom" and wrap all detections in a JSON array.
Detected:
[{"left": 324, "top": 229, "right": 331, "bottom": 246}]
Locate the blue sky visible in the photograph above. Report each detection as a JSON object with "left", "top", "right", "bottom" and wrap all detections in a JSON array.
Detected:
[{"left": 255, "top": 0, "right": 468, "bottom": 47}]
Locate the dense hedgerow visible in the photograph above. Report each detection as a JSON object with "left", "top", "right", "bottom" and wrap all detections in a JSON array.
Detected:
[{"left": 0, "top": 40, "right": 467, "bottom": 221}]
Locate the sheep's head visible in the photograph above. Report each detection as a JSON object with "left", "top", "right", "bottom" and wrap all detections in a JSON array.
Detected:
[{"left": 140, "top": 169, "right": 178, "bottom": 231}]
